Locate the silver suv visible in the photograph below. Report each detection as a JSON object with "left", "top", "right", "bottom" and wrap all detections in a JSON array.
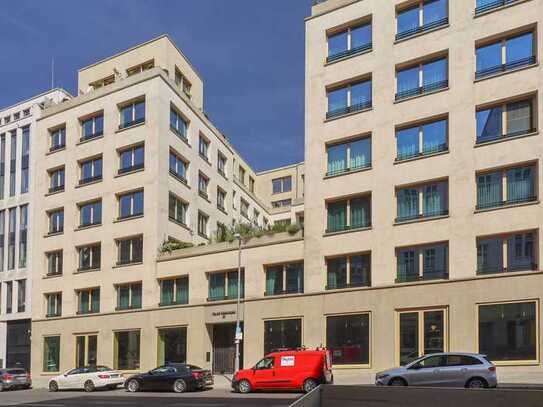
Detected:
[{"left": 375, "top": 353, "right": 497, "bottom": 388}]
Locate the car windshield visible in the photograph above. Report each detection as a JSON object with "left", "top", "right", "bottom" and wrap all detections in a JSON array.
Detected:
[{"left": 254, "top": 357, "right": 274, "bottom": 370}]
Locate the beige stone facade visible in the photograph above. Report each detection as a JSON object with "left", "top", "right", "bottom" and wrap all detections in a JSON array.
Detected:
[{"left": 31, "top": 0, "right": 543, "bottom": 387}]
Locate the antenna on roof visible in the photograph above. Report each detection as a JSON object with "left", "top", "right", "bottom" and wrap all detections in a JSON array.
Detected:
[{"left": 51, "top": 58, "right": 55, "bottom": 89}]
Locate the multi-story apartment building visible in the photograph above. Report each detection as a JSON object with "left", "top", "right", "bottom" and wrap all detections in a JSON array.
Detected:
[
  {"left": 31, "top": 0, "right": 543, "bottom": 386},
  {"left": 0, "top": 89, "right": 70, "bottom": 370}
]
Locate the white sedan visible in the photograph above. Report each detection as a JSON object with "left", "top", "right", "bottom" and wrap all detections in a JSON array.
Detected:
[{"left": 48, "top": 366, "right": 125, "bottom": 392}]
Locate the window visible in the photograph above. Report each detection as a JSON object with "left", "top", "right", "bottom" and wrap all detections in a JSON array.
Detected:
[
  {"left": 170, "top": 108, "right": 188, "bottom": 139},
  {"left": 397, "top": 243, "right": 448, "bottom": 282},
  {"left": 3, "top": 116, "right": 9, "bottom": 124},
  {"left": 119, "top": 144, "right": 144, "bottom": 174},
  {"left": 396, "top": 118, "right": 448, "bottom": 161},
  {"left": 114, "top": 331, "right": 140, "bottom": 370},
  {"left": 6, "top": 208, "right": 15, "bottom": 270},
  {"left": 253, "top": 209, "right": 260, "bottom": 226},
  {"left": 43, "top": 336, "right": 60, "bottom": 372},
  {"left": 396, "top": 0, "right": 448, "bottom": 41},
  {"left": 326, "top": 314, "right": 370, "bottom": 365},
  {"left": 169, "top": 151, "right": 188, "bottom": 183},
  {"left": 396, "top": 180, "right": 448, "bottom": 222},
  {"left": 198, "top": 172, "right": 209, "bottom": 198},
  {"left": 199, "top": 135, "right": 209, "bottom": 161},
  {"left": 475, "top": 0, "right": 522, "bottom": 14},
  {"left": 79, "top": 157, "right": 102, "bottom": 185},
  {"left": 198, "top": 212, "right": 209, "bottom": 238},
  {"left": 168, "top": 193, "right": 188, "bottom": 225},
  {"left": 76, "top": 288, "right": 100, "bottom": 314},
  {"left": 116, "top": 282, "right": 142, "bottom": 310},
  {"left": 49, "top": 167, "right": 65, "bottom": 193},
  {"left": 272, "top": 199, "right": 292, "bottom": 208},
  {"left": 477, "top": 231, "right": 536, "bottom": 274},
  {"left": 13, "top": 112, "right": 20, "bottom": 120},
  {"left": 264, "top": 319, "right": 302, "bottom": 354},
  {"left": 265, "top": 262, "right": 304, "bottom": 295},
  {"left": 240, "top": 199, "right": 249, "bottom": 219},
  {"left": 249, "top": 177, "right": 255, "bottom": 193},
  {"left": 158, "top": 327, "right": 187, "bottom": 365},
  {"left": 47, "top": 251, "right": 63, "bottom": 276},
  {"left": 476, "top": 98, "right": 535, "bottom": 143},
  {"left": 208, "top": 270, "right": 244, "bottom": 301},
  {"left": 396, "top": 57, "right": 448, "bottom": 101},
  {"left": 78, "top": 244, "right": 101, "bottom": 272},
  {"left": 0, "top": 135, "right": 5, "bottom": 200},
  {"left": 119, "top": 99, "right": 145, "bottom": 129},
  {"left": 118, "top": 190, "right": 144, "bottom": 219},
  {"left": 327, "top": 21, "right": 372, "bottom": 62},
  {"left": 327, "top": 195, "right": 371, "bottom": 233},
  {"left": 20, "top": 126, "right": 29, "bottom": 193},
  {"left": 49, "top": 127, "right": 66, "bottom": 152},
  {"left": 75, "top": 335, "right": 97, "bottom": 368},
  {"left": 272, "top": 176, "right": 292, "bottom": 194},
  {"left": 217, "top": 188, "right": 226, "bottom": 212},
  {"left": 478, "top": 301, "right": 537, "bottom": 362},
  {"left": 327, "top": 137, "right": 371, "bottom": 176},
  {"left": 9, "top": 131, "right": 16, "bottom": 197},
  {"left": 18, "top": 205, "right": 27, "bottom": 268},
  {"left": 81, "top": 114, "right": 104, "bottom": 141},
  {"left": 327, "top": 79, "right": 372, "bottom": 119},
  {"left": 476, "top": 31, "right": 535, "bottom": 79},
  {"left": 398, "top": 308, "right": 447, "bottom": 365},
  {"left": 160, "top": 276, "right": 189, "bottom": 306},
  {"left": 117, "top": 236, "right": 143, "bottom": 265},
  {"left": 5, "top": 281, "right": 12, "bottom": 313},
  {"left": 175, "top": 67, "right": 192, "bottom": 97},
  {"left": 23, "top": 109, "right": 30, "bottom": 117},
  {"left": 327, "top": 254, "right": 371, "bottom": 289},
  {"left": 238, "top": 166, "right": 246, "bottom": 184},
  {"left": 126, "top": 60, "right": 154, "bottom": 77},
  {"left": 45, "top": 292, "right": 62, "bottom": 317},
  {"left": 79, "top": 200, "right": 102, "bottom": 227},
  {"left": 90, "top": 75, "right": 115, "bottom": 90},
  {"left": 0, "top": 210, "right": 5, "bottom": 271},
  {"left": 17, "top": 279, "right": 25, "bottom": 313},
  {"left": 217, "top": 152, "right": 227, "bottom": 177},
  {"left": 477, "top": 165, "right": 536, "bottom": 209}
]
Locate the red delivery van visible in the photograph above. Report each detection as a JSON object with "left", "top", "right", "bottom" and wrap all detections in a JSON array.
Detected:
[{"left": 232, "top": 349, "right": 333, "bottom": 393}]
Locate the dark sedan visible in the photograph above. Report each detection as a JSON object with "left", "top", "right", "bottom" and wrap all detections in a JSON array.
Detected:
[{"left": 124, "top": 363, "right": 213, "bottom": 393}]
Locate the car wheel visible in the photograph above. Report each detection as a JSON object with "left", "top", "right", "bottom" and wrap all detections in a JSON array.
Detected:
[
  {"left": 238, "top": 379, "right": 252, "bottom": 394},
  {"left": 49, "top": 381, "right": 59, "bottom": 392},
  {"left": 303, "top": 378, "right": 318, "bottom": 393},
  {"left": 84, "top": 380, "right": 95, "bottom": 393},
  {"left": 126, "top": 379, "right": 140, "bottom": 393},
  {"left": 173, "top": 379, "right": 187, "bottom": 393},
  {"left": 466, "top": 377, "right": 488, "bottom": 389},
  {"left": 389, "top": 377, "right": 407, "bottom": 386}
]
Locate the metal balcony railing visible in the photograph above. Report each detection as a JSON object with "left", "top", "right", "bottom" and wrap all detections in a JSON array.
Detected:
[
  {"left": 475, "top": 55, "right": 536, "bottom": 79},
  {"left": 396, "top": 269, "right": 449, "bottom": 283},
  {"left": 396, "top": 143, "right": 448, "bottom": 162},
  {"left": 326, "top": 100, "right": 372, "bottom": 119},
  {"left": 476, "top": 127, "right": 536, "bottom": 144},
  {"left": 477, "top": 262, "right": 537, "bottom": 275},
  {"left": 326, "top": 161, "right": 371, "bottom": 177},
  {"left": 325, "top": 279, "right": 371, "bottom": 290},
  {"left": 396, "top": 17, "right": 449, "bottom": 41},
  {"left": 326, "top": 221, "right": 371, "bottom": 234},
  {"left": 475, "top": 0, "right": 519, "bottom": 15},
  {"left": 395, "top": 79, "right": 448, "bottom": 101},
  {"left": 327, "top": 42, "right": 372, "bottom": 63},
  {"left": 395, "top": 209, "right": 448, "bottom": 223},
  {"left": 476, "top": 195, "right": 537, "bottom": 210}
]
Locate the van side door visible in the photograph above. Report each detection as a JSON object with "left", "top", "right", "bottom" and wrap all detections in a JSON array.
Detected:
[
  {"left": 252, "top": 357, "right": 276, "bottom": 389},
  {"left": 272, "top": 355, "right": 297, "bottom": 389}
]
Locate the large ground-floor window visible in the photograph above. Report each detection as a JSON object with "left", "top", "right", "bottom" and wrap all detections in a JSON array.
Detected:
[
  {"left": 114, "top": 330, "right": 140, "bottom": 370},
  {"left": 75, "top": 334, "right": 97, "bottom": 368},
  {"left": 398, "top": 308, "right": 448, "bottom": 366},
  {"left": 43, "top": 336, "right": 60, "bottom": 372},
  {"left": 157, "top": 327, "right": 187, "bottom": 365},
  {"left": 326, "top": 313, "right": 370, "bottom": 366},
  {"left": 478, "top": 301, "right": 538, "bottom": 363},
  {"left": 264, "top": 318, "right": 302, "bottom": 354}
]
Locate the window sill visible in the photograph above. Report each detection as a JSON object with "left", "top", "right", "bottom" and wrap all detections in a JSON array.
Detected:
[
  {"left": 75, "top": 223, "right": 102, "bottom": 232},
  {"left": 115, "top": 306, "right": 142, "bottom": 312},
  {"left": 115, "top": 167, "right": 144, "bottom": 178},
  {"left": 474, "top": 131, "right": 539, "bottom": 148},
  {"left": 394, "top": 149, "right": 449, "bottom": 164},
  {"left": 45, "top": 314, "right": 62, "bottom": 319},
  {"left": 474, "top": 200, "right": 539, "bottom": 214},
  {"left": 264, "top": 291, "right": 304, "bottom": 297},
  {"left": 325, "top": 283, "right": 371, "bottom": 291},
  {"left": 394, "top": 214, "right": 449, "bottom": 226},
  {"left": 324, "top": 106, "right": 372, "bottom": 123},
  {"left": 77, "top": 134, "right": 104, "bottom": 146},
  {"left": 323, "top": 226, "right": 372, "bottom": 237},
  {"left": 199, "top": 192, "right": 211, "bottom": 202},
  {"left": 393, "top": 87, "right": 449, "bottom": 104},
  {"left": 114, "top": 214, "right": 144, "bottom": 223},
  {"left": 45, "top": 189, "right": 65, "bottom": 197},
  {"left": 76, "top": 311, "right": 100, "bottom": 316},
  {"left": 394, "top": 23, "right": 449, "bottom": 45},
  {"left": 218, "top": 171, "right": 228, "bottom": 181},
  {"left": 474, "top": 0, "right": 533, "bottom": 18},
  {"left": 43, "top": 273, "right": 63, "bottom": 279},
  {"left": 168, "top": 217, "right": 192, "bottom": 232},
  {"left": 324, "top": 165, "right": 372, "bottom": 179},
  {"left": 46, "top": 147, "right": 66, "bottom": 156},
  {"left": 115, "top": 121, "right": 145, "bottom": 133},
  {"left": 491, "top": 360, "right": 540, "bottom": 367},
  {"left": 113, "top": 261, "right": 144, "bottom": 269},
  {"left": 169, "top": 126, "right": 190, "bottom": 146},
  {"left": 75, "top": 179, "right": 102, "bottom": 189},
  {"left": 324, "top": 47, "right": 373, "bottom": 67},
  {"left": 44, "top": 231, "right": 64, "bottom": 238},
  {"left": 169, "top": 171, "right": 190, "bottom": 188},
  {"left": 199, "top": 154, "right": 212, "bottom": 166},
  {"left": 74, "top": 268, "right": 100, "bottom": 275},
  {"left": 159, "top": 301, "right": 189, "bottom": 307},
  {"left": 331, "top": 364, "right": 372, "bottom": 370},
  {"left": 474, "top": 62, "right": 538, "bottom": 83}
]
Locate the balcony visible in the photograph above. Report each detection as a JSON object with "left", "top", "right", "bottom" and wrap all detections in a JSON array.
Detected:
[
  {"left": 396, "top": 268, "right": 448, "bottom": 283},
  {"left": 476, "top": 195, "right": 537, "bottom": 210},
  {"left": 396, "top": 143, "right": 448, "bottom": 162},
  {"left": 477, "top": 262, "right": 537, "bottom": 275},
  {"left": 475, "top": 0, "right": 520, "bottom": 15},
  {"left": 326, "top": 100, "right": 372, "bottom": 120},
  {"left": 475, "top": 55, "right": 536, "bottom": 79},
  {"left": 396, "top": 17, "right": 449, "bottom": 41},
  {"left": 327, "top": 42, "right": 372, "bottom": 63},
  {"left": 395, "top": 209, "right": 448, "bottom": 223},
  {"left": 395, "top": 80, "right": 448, "bottom": 101}
]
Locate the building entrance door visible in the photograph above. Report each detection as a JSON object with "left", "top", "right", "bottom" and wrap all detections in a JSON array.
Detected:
[{"left": 212, "top": 323, "right": 243, "bottom": 374}]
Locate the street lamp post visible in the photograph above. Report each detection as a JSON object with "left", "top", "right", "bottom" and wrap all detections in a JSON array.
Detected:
[{"left": 234, "top": 233, "right": 242, "bottom": 373}]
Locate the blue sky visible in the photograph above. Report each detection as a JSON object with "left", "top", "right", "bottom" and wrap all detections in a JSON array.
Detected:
[{"left": 0, "top": 1, "right": 309, "bottom": 171}]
